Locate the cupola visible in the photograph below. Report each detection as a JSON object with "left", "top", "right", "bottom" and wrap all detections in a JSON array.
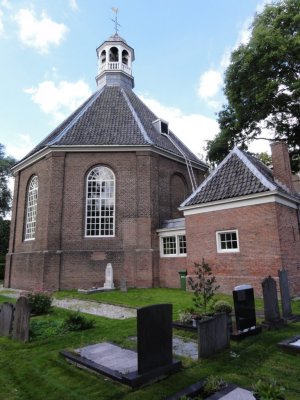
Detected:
[{"left": 95, "top": 33, "right": 135, "bottom": 90}]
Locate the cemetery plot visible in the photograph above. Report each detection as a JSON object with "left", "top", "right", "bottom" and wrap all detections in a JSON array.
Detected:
[
  {"left": 262, "top": 276, "right": 285, "bottom": 329},
  {"left": 60, "top": 303, "right": 181, "bottom": 387}
]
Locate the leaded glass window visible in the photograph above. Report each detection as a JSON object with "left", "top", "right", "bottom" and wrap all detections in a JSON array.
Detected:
[
  {"left": 24, "top": 175, "right": 38, "bottom": 240},
  {"left": 85, "top": 166, "right": 115, "bottom": 237}
]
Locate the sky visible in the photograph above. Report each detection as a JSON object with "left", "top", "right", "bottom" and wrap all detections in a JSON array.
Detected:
[{"left": 0, "top": 0, "right": 273, "bottom": 164}]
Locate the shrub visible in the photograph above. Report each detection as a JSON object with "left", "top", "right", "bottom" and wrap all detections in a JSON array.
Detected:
[
  {"left": 27, "top": 292, "right": 52, "bottom": 315},
  {"left": 30, "top": 319, "right": 65, "bottom": 340},
  {"left": 253, "top": 378, "right": 286, "bottom": 400},
  {"left": 203, "top": 375, "right": 226, "bottom": 397},
  {"left": 63, "top": 311, "right": 95, "bottom": 331},
  {"left": 213, "top": 300, "right": 232, "bottom": 314},
  {"left": 188, "top": 258, "right": 220, "bottom": 315}
]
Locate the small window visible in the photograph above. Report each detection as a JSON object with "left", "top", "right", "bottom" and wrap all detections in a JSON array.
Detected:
[
  {"left": 216, "top": 230, "right": 239, "bottom": 253},
  {"left": 160, "top": 233, "right": 187, "bottom": 257},
  {"left": 152, "top": 119, "right": 169, "bottom": 135}
]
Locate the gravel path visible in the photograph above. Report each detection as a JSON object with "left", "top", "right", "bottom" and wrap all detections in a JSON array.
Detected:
[{"left": 0, "top": 285, "right": 136, "bottom": 319}]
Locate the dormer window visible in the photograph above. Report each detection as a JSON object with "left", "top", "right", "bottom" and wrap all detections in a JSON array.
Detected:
[{"left": 152, "top": 119, "right": 169, "bottom": 135}]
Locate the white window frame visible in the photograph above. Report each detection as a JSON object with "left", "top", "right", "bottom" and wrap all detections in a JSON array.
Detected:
[
  {"left": 85, "top": 166, "right": 115, "bottom": 237},
  {"left": 216, "top": 229, "right": 239, "bottom": 253},
  {"left": 24, "top": 175, "right": 38, "bottom": 241},
  {"left": 159, "top": 230, "right": 187, "bottom": 258}
]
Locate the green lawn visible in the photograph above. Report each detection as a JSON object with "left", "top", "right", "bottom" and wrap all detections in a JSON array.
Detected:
[{"left": 1, "top": 289, "right": 300, "bottom": 400}]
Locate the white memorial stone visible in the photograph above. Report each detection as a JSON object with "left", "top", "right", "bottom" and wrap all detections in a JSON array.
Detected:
[{"left": 104, "top": 263, "right": 115, "bottom": 289}]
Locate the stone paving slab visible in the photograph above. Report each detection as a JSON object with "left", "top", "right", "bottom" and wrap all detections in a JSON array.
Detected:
[
  {"left": 52, "top": 299, "right": 136, "bottom": 319},
  {"left": 76, "top": 343, "right": 137, "bottom": 374},
  {"left": 217, "top": 387, "right": 255, "bottom": 399}
]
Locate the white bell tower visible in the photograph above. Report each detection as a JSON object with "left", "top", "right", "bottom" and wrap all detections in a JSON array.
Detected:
[
  {"left": 95, "top": 33, "right": 135, "bottom": 89},
  {"left": 96, "top": 10, "right": 135, "bottom": 89}
]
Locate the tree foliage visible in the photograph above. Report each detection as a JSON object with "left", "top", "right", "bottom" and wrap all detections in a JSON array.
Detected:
[
  {"left": 0, "top": 217, "right": 10, "bottom": 255},
  {"left": 207, "top": 0, "right": 300, "bottom": 172},
  {"left": 0, "top": 144, "right": 16, "bottom": 217}
]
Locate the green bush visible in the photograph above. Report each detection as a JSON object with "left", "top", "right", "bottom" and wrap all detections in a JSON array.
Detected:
[
  {"left": 213, "top": 300, "right": 232, "bottom": 314},
  {"left": 203, "top": 375, "right": 226, "bottom": 397},
  {"left": 63, "top": 311, "right": 95, "bottom": 331},
  {"left": 27, "top": 292, "right": 53, "bottom": 315},
  {"left": 253, "top": 379, "right": 286, "bottom": 400},
  {"left": 30, "top": 319, "right": 65, "bottom": 340}
]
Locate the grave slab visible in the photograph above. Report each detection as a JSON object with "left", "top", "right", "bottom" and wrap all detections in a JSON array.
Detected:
[
  {"left": 0, "top": 302, "right": 14, "bottom": 337},
  {"left": 278, "top": 335, "right": 300, "bottom": 354}
]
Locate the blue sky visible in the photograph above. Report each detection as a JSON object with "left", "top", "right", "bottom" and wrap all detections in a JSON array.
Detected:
[{"left": 0, "top": 0, "right": 272, "bottom": 162}]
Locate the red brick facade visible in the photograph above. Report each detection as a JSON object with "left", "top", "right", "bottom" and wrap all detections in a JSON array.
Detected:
[
  {"left": 183, "top": 201, "right": 300, "bottom": 296},
  {"left": 5, "top": 149, "right": 203, "bottom": 291}
]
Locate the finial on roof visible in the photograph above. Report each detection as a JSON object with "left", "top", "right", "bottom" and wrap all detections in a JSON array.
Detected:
[{"left": 111, "top": 7, "right": 121, "bottom": 34}]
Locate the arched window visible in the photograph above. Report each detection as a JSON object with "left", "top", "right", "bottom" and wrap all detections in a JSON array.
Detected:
[
  {"left": 122, "top": 49, "right": 129, "bottom": 65},
  {"left": 100, "top": 50, "right": 106, "bottom": 64},
  {"left": 86, "top": 166, "right": 115, "bottom": 237},
  {"left": 24, "top": 175, "right": 38, "bottom": 240},
  {"left": 109, "top": 47, "right": 118, "bottom": 62}
]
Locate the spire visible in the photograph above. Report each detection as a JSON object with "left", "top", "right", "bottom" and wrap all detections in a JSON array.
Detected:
[{"left": 95, "top": 9, "right": 135, "bottom": 90}]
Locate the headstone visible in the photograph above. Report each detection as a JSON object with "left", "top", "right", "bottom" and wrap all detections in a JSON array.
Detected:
[
  {"left": 137, "top": 304, "right": 173, "bottom": 374},
  {"left": 104, "top": 263, "right": 115, "bottom": 290},
  {"left": 12, "top": 296, "right": 31, "bottom": 342},
  {"left": 120, "top": 277, "right": 127, "bottom": 292},
  {"left": 262, "top": 276, "right": 284, "bottom": 329},
  {"left": 278, "top": 269, "right": 292, "bottom": 319},
  {"left": 197, "top": 313, "right": 229, "bottom": 358},
  {"left": 233, "top": 284, "right": 256, "bottom": 331},
  {"left": 0, "top": 302, "right": 15, "bottom": 337}
]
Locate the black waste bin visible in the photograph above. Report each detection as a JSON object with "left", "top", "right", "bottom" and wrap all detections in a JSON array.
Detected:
[{"left": 178, "top": 270, "right": 187, "bottom": 290}]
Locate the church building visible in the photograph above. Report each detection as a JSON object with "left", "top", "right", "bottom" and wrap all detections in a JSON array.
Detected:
[{"left": 5, "top": 33, "right": 207, "bottom": 291}]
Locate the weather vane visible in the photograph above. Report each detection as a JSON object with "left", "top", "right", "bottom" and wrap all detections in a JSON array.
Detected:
[{"left": 111, "top": 7, "right": 121, "bottom": 34}]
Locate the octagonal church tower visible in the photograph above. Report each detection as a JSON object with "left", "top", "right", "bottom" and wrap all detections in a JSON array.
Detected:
[{"left": 5, "top": 33, "right": 207, "bottom": 291}]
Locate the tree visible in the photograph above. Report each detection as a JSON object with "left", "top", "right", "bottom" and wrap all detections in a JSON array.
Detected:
[
  {"left": 0, "top": 144, "right": 16, "bottom": 217},
  {"left": 188, "top": 258, "right": 219, "bottom": 315},
  {"left": 207, "top": 0, "right": 300, "bottom": 172}
]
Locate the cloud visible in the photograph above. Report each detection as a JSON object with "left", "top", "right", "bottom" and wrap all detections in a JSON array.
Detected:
[
  {"left": 15, "top": 8, "right": 68, "bottom": 53},
  {"left": 197, "top": 69, "right": 223, "bottom": 100},
  {"left": 6, "top": 134, "right": 34, "bottom": 160},
  {"left": 68, "top": 0, "right": 79, "bottom": 12},
  {"left": 25, "top": 79, "right": 92, "bottom": 122},
  {"left": 139, "top": 95, "right": 219, "bottom": 159}
]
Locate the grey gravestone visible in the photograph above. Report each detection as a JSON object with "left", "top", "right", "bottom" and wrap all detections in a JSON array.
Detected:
[
  {"left": 278, "top": 269, "right": 292, "bottom": 319},
  {"left": 0, "top": 302, "right": 15, "bottom": 337},
  {"left": 262, "top": 276, "right": 284, "bottom": 329},
  {"left": 137, "top": 304, "right": 172, "bottom": 374},
  {"left": 12, "top": 296, "right": 31, "bottom": 342},
  {"left": 197, "top": 313, "right": 229, "bottom": 358},
  {"left": 120, "top": 277, "right": 127, "bottom": 292},
  {"left": 233, "top": 285, "right": 256, "bottom": 331}
]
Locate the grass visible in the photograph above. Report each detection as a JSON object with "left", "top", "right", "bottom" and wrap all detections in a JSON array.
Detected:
[{"left": 1, "top": 289, "right": 300, "bottom": 399}]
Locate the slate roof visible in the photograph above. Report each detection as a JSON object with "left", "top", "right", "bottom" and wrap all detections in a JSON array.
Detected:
[
  {"left": 182, "top": 147, "right": 300, "bottom": 207},
  {"left": 22, "top": 85, "right": 205, "bottom": 168}
]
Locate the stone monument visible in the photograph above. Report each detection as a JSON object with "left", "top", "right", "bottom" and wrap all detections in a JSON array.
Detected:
[
  {"left": 278, "top": 269, "right": 292, "bottom": 319},
  {"left": 262, "top": 276, "right": 284, "bottom": 329},
  {"left": 0, "top": 302, "right": 15, "bottom": 337},
  {"left": 104, "top": 263, "right": 115, "bottom": 290},
  {"left": 12, "top": 297, "right": 31, "bottom": 342}
]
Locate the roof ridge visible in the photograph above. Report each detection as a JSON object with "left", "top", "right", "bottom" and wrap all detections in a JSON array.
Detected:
[
  {"left": 233, "top": 147, "right": 276, "bottom": 191},
  {"left": 47, "top": 88, "right": 104, "bottom": 146},
  {"left": 181, "top": 148, "right": 235, "bottom": 207},
  {"left": 120, "top": 88, "right": 153, "bottom": 144}
]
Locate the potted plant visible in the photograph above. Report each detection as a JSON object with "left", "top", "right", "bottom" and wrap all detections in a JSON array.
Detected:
[{"left": 213, "top": 300, "right": 233, "bottom": 333}]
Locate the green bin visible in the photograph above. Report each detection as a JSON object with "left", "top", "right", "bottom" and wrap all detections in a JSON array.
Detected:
[{"left": 178, "top": 270, "right": 187, "bottom": 290}]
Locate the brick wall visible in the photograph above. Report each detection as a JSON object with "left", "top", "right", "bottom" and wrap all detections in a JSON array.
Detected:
[
  {"left": 185, "top": 203, "right": 285, "bottom": 296},
  {"left": 6, "top": 149, "right": 205, "bottom": 291}
]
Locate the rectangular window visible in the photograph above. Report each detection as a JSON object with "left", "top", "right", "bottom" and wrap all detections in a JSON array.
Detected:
[
  {"left": 216, "top": 230, "right": 239, "bottom": 253},
  {"left": 160, "top": 234, "right": 187, "bottom": 257}
]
